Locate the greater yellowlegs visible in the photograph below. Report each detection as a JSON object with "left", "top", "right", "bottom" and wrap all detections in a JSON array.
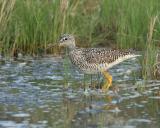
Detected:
[{"left": 59, "top": 34, "right": 140, "bottom": 91}]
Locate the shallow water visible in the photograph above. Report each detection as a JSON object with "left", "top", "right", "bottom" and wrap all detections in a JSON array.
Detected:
[{"left": 0, "top": 56, "right": 160, "bottom": 128}]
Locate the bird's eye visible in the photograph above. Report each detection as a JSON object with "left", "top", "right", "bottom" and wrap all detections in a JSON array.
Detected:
[{"left": 64, "top": 38, "right": 68, "bottom": 40}]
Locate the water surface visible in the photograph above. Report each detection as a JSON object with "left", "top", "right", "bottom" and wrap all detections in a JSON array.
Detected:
[{"left": 0, "top": 56, "right": 160, "bottom": 128}]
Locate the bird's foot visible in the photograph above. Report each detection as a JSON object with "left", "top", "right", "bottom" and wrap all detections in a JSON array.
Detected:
[
  {"left": 102, "top": 82, "right": 112, "bottom": 92},
  {"left": 101, "top": 70, "right": 112, "bottom": 92}
]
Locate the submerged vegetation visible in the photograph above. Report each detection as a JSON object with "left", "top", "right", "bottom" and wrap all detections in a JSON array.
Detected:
[{"left": 0, "top": 0, "right": 159, "bottom": 78}]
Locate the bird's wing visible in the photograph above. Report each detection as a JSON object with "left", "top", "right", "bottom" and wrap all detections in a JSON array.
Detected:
[{"left": 82, "top": 48, "right": 133, "bottom": 64}]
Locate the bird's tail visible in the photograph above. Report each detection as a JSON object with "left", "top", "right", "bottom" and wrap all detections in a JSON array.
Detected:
[{"left": 107, "top": 53, "right": 141, "bottom": 69}]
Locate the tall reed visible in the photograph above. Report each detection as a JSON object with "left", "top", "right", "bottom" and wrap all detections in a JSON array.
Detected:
[
  {"left": 99, "top": 0, "right": 160, "bottom": 78},
  {"left": 100, "top": 0, "right": 160, "bottom": 49},
  {"left": 142, "top": 16, "right": 158, "bottom": 79},
  {"left": 0, "top": 0, "right": 159, "bottom": 79},
  {"left": 0, "top": 0, "right": 16, "bottom": 54},
  {"left": 0, "top": 0, "right": 102, "bottom": 55}
]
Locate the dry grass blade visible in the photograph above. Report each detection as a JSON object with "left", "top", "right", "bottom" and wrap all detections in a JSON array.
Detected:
[
  {"left": 0, "top": 0, "right": 16, "bottom": 55},
  {"left": 0, "top": 0, "right": 16, "bottom": 30},
  {"left": 147, "top": 16, "right": 158, "bottom": 44},
  {"left": 154, "top": 52, "right": 160, "bottom": 77},
  {"left": 143, "top": 16, "right": 158, "bottom": 79}
]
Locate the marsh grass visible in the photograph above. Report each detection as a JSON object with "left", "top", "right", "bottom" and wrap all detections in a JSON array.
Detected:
[
  {"left": 99, "top": 0, "right": 159, "bottom": 78},
  {"left": 142, "top": 16, "right": 159, "bottom": 79},
  {"left": 0, "top": 0, "right": 159, "bottom": 78},
  {"left": 0, "top": 0, "right": 102, "bottom": 56},
  {"left": 0, "top": 0, "right": 16, "bottom": 54}
]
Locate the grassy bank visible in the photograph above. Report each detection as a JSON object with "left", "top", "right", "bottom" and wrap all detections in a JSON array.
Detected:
[{"left": 0, "top": 0, "right": 159, "bottom": 78}]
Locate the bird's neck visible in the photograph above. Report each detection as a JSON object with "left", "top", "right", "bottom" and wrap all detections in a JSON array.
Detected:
[
  {"left": 68, "top": 44, "right": 76, "bottom": 50},
  {"left": 67, "top": 45, "right": 76, "bottom": 51},
  {"left": 65, "top": 47, "right": 75, "bottom": 54}
]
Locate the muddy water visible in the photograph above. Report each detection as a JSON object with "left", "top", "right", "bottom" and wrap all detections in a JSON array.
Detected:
[{"left": 0, "top": 56, "right": 160, "bottom": 128}]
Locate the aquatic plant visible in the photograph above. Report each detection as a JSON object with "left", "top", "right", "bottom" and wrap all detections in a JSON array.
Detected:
[
  {"left": 0, "top": 0, "right": 16, "bottom": 55},
  {"left": 0, "top": 0, "right": 159, "bottom": 79},
  {"left": 142, "top": 16, "right": 159, "bottom": 79},
  {"left": 99, "top": 0, "right": 159, "bottom": 78}
]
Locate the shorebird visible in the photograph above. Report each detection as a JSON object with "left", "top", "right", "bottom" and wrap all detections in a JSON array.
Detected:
[{"left": 59, "top": 34, "right": 140, "bottom": 91}]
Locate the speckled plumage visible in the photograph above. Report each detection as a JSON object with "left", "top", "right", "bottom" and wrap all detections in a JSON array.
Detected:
[
  {"left": 69, "top": 48, "right": 138, "bottom": 74},
  {"left": 59, "top": 34, "right": 140, "bottom": 74}
]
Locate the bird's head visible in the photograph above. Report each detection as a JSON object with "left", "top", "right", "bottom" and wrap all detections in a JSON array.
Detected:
[{"left": 59, "top": 34, "right": 76, "bottom": 49}]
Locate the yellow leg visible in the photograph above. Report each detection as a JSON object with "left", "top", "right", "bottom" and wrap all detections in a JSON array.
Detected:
[{"left": 101, "top": 70, "right": 112, "bottom": 92}]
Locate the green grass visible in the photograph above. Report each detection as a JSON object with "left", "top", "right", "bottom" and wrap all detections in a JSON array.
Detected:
[{"left": 0, "top": 0, "right": 159, "bottom": 78}]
